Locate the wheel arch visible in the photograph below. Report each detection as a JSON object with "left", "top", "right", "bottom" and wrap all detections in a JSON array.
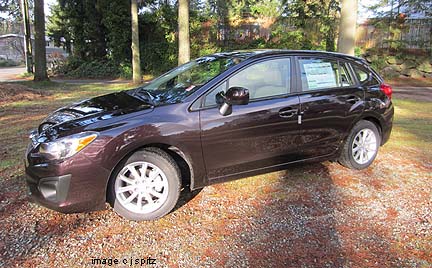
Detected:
[
  {"left": 360, "top": 115, "right": 384, "bottom": 144},
  {"left": 105, "top": 143, "right": 194, "bottom": 203},
  {"left": 339, "top": 114, "right": 384, "bottom": 157}
]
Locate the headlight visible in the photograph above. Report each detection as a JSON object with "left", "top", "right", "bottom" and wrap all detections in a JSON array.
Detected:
[{"left": 39, "top": 132, "right": 98, "bottom": 160}]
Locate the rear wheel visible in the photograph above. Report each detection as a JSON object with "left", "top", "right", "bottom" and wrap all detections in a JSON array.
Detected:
[
  {"left": 108, "top": 148, "right": 181, "bottom": 221},
  {"left": 339, "top": 120, "right": 381, "bottom": 170}
]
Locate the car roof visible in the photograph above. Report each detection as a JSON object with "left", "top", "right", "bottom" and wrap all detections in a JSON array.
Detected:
[{"left": 208, "top": 49, "right": 366, "bottom": 64}]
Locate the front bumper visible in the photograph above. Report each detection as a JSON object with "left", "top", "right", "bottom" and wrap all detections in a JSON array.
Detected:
[
  {"left": 25, "top": 143, "right": 110, "bottom": 213},
  {"left": 26, "top": 174, "right": 74, "bottom": 212}
]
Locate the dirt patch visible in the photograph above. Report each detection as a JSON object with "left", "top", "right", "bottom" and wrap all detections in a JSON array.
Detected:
[{"left": 0, "top": 83, "right": 50, "bottom": 106}]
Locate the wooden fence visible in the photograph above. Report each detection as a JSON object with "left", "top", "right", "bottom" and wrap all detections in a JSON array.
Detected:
[{"left": 356, "top": 18, "right": 432, "bottom": 52}]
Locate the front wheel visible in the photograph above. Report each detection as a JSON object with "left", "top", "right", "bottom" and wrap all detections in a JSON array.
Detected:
[
  {"left": 108, "top": 148, "right": 181, "bottom": 221},
  {"left": 339, "top": 120, "right": 381, "bottom": 170}
]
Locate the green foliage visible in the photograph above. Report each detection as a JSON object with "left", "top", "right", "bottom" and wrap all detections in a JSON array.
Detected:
[
  {"left": 47, "top": 0, "right": 344, "bottom": 79},
  {"left": 354, "top": 47, "right": 363, "bottom": 57},
  {"left": 0, "top": 58, "right": 19, "bottom": 67},
  {"left": 119, "top": 62, "right": 132, "bottom": 79},
  {"left": 370, "top": 58, "right": 388, "bottom": 73},
  {"left": 250, "top": 0, "right": 282, "bottom": 18},
  {"left": 18, "top": 72, "right": 33, "bottom": 78},
  {"left": 286, "top": 0, "right": 339, "bottom": 51},
  {"left": 47, "top": 3, "right": 72, "bottom": 53},
  {"left": 99, "top": 0, "right": 131, "bottom": 65},
  {"left": 268, "top": 24, "right": 304, "bottom": 49},
  {"left": 50, "top": 0, "right": 132, "bottom": 62},
  {"left": 66, "top": 60, "right": 118, "bottom": 78},
  {"left": 50, "top": 56, "right": 82, "bottom": 76},
  {"left": 139, "top": 8, "right": 178, "bottom": 74},
  {"left": 50, "top": 56, "right": 118, "bottom": 78}
]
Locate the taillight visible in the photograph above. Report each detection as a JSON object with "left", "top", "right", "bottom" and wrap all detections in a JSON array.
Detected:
[{"left": 380, "top": 83, "right": 393, "bottom": 99}]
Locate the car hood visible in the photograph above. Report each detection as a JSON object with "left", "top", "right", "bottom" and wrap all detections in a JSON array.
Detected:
[{"left": 36, "top": 91, "right": 153, "bottom": 141}]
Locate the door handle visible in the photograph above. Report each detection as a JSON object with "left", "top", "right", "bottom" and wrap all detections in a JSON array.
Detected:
[{"left": 279, "top": 109, "right": 298, "bottom": 118}]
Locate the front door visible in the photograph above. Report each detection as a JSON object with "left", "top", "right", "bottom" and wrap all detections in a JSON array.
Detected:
[{"left": 199, "top": 57, "right": 302, "bottom": 181}]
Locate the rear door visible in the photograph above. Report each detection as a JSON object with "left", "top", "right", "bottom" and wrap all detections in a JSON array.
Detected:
[
  {"left": 295, "top": 56, "right": 365, "bottom": 159},
  {"left": 199, "top": 57, "right": 302, "bottom": 181}
]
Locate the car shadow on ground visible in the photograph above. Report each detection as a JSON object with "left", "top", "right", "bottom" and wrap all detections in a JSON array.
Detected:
[
  {"left": 205, "top": 163, "right": 349, "bottom": 266},
  {"left": 198, "top": 162, "right": 396, "bottom": 267},
  {"left": 175, "top": 187, "right": 202, "bottom": 211}
]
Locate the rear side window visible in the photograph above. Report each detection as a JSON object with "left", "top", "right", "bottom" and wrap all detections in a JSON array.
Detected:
[{"left": 299, "top": 58, "right": 354, "bottom": 91}]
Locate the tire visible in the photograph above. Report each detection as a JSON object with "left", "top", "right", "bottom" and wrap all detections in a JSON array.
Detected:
[
  {"left": 107, "top": 148, "right": 181, "bottom": 221},
  {"left": 338, "top": 120, "right": 381, "bottom": 170}
]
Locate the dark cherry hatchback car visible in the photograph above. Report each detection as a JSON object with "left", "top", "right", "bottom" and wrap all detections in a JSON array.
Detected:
[{"left": 25, "top": 50, "right": 394, "bottom": 220}]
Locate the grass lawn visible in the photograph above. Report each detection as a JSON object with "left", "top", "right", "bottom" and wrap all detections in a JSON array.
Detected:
[
  {"left": 0, "top": 81, "right": 431, "bottom": 267},
  {"left": 0, "top": 81, "right": 134, "bottom": 178}
]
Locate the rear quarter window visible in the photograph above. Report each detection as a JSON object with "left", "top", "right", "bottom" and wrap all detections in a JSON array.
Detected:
[{"left": 351, "top": 64, "right": 380, "bottom": 86}]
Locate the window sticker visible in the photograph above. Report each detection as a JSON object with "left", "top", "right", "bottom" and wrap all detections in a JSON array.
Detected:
[{"left": 303, "top": 62, "right": 337, "bottom": 89}]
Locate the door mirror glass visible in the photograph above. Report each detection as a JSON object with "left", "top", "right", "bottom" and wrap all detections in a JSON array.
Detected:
[
  {"left": 217, "top": 87, "right": 250, "bottom": 116},
  {"left": 225, "top": 86, "right": 250, "bottom": 105}
]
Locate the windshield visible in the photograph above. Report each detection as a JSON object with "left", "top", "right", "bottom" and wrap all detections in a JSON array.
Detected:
[{"left": 133, "top": 54, "right": 248, "bottom": 105}]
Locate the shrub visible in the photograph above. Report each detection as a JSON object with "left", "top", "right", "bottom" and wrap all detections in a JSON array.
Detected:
[
  {"left": 67, "top": 60, "right": 118, "bottom": 78},
  {"left": 50, "top": 57, "right": 119, "bottom": 78},
  {"left": 119, "top": 62, "right": 132, "bottom": 79},
  {"left": 0, "top": 59, "right": 19, "bottom": 67}
]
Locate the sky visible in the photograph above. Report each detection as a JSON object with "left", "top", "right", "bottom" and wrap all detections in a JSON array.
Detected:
[{"left": 44, "top": 0, "right": 56, "bottom": 16}]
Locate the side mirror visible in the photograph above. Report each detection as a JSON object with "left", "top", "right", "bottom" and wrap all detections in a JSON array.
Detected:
[
  {"left": 225, "top": 86, "right": 250, "bottom": 105},
  {"left": 216, "top": 87, "right": 250, "bottom": 116}
]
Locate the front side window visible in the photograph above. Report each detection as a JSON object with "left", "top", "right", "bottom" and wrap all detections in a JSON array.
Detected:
[
  {"left": 204, "top": 58, "right": 291, "bottom": 106},
  {"left": 137, "top": 54, "right": 247, "bottom": 105},
  {"left": 299, "top": 58, "right": 354, "bottom": 91},
  {"left": 204, "top": 82, "right": 227, "bottom": 107}
]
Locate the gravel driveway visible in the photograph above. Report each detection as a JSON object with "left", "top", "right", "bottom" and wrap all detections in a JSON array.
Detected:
[{"left": 0, "top": 82, "right": 431, "bottom": 267}]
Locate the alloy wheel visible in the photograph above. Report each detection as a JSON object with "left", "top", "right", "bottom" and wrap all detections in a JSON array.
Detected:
[
  {"left": 351, "top": 128, "right": 378, "bottom": 165},
  {"left": 115, "top": 161, "right": 169, "bottom": 214}
]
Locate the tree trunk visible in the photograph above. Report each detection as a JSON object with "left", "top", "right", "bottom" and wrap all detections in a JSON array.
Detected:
[
  {"left": 337, "top": 0, "right": 358, "bottom": 55},
  {"left": 178, "top": 0, "right": 190, "bottom": 65},
  {"left": 131, "top": 0, "right": 142, "bottom": 84},
  {"left": 20, "top": 0, "right": 33, "bottom": 73},
  {"left": 33, "top": 0, "right": 48, "bottom": 81}
]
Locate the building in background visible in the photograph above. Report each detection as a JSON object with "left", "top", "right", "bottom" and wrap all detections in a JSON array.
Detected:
[{"left": 0, "top": 33, "right": 68, "bottom": 65}]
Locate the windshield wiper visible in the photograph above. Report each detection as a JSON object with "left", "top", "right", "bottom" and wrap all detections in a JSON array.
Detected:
[{"left": 132, "top": 88, "right": 156, "bottom": 106}]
